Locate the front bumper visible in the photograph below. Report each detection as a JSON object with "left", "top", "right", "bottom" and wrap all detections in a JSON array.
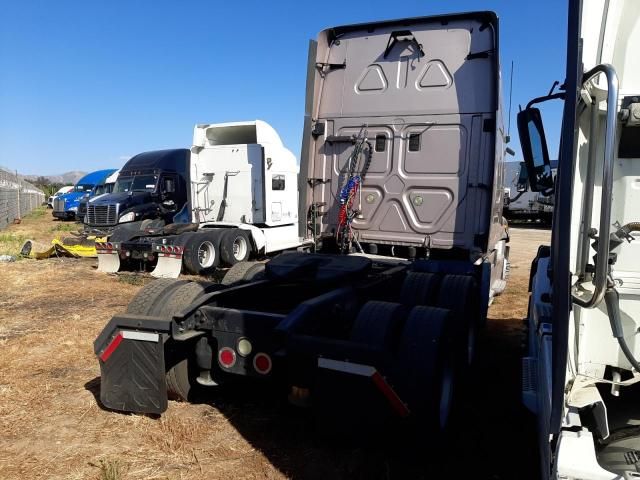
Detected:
[{"left": 52, "top": 211, "right": 75, "bottom": 220}]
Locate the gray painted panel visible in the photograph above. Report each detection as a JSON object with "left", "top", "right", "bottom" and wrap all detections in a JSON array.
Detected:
[{"left": 303, "top": 14, "right": 504, "bottom": 253}]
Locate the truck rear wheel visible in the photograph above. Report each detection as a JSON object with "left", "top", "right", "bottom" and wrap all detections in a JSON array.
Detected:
[
  {"left": 221, "top": 261, "right": 265, "bottom": 286},
  {"left": 126, "top": 278, "right": 187, "bottom": 316},
  {"left": 436, "top": 275, "right": 478, "bottom": 368},
  {"left": 350, "top": 301, "right": 406, "bottom": 348},
  {"left": 183, "top": 232, "right": 220, "bottom": 275},
  {"left": 163, "top": 281, "right": 215, "bottom": 401},
  {"left": 400, "top": 272, "right": 440, "bottom": 306},
  {"left": 396, "top": 305, "right": 456, "bottom": 434},
  {"left": 220, "top": 229, "right": 252, "bottom": 266}
]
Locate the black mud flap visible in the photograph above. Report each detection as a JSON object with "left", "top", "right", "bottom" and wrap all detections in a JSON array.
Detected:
[{"left": 98, "top": 329, "right": 168, "bottom": 414}]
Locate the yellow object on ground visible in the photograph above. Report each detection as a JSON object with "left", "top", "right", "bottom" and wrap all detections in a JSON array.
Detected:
[{"left": 20, "top": 236, "right": 106, "bottom": 259}]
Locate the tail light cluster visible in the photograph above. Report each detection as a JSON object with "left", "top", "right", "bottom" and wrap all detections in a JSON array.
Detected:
[
  {"left": 154, "top": 245, "right": 183, "bottom": 255},
  {"left": 217, "top": 338, "right": 272, "bottom": 375}
]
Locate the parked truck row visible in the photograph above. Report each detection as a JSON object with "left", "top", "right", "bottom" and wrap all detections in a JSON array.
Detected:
[
  {"left": 21, "top": 2, "right": 640, "bottom": 478},
  {"left": 52, "top": 169, "right": 117, "bottom": 220},
  {"left": 94, "top": 11, "right": 511, "bottom": 446}
]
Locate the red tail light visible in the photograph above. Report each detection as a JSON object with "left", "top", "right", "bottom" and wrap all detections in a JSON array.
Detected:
[
  {"left": 218, "top": 347, "right": 236, "bottom": 368},
  {"left": 253, "top": 353, "right": 272, "bottom": 375}
]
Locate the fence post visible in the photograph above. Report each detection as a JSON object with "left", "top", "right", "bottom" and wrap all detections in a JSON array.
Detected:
[{"left": 15, "top": 170, "right": 21, "bottom": 221}]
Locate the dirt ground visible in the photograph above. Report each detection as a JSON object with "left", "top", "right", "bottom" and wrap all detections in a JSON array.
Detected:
[{"left": 0, "top": 209, "right": 551, "bottom": 480}]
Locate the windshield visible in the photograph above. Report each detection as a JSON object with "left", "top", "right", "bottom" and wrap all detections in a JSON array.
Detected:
[
  {"left": 114, "top": 175, "right": 158, "bottom": 193},
  {"left": 94, "top": 185, "right": 107, "bottom": 195},
  {"left": 74, "top": 184, "right": 94, "bottom": 192}
]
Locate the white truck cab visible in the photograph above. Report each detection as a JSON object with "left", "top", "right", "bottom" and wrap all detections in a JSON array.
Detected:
[
  {"left": 519, "top": 1, "right": 640, "bottom": 477},
  {"left": 97, "top": 120, "right": 304, "bottom": 278}
]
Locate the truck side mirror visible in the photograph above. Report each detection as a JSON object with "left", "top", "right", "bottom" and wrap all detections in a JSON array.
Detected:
[{"left": 517, "top": 108, "right": 554, "bottom": 193}]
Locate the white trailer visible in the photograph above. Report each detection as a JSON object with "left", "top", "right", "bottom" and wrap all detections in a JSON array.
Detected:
[{"left": 97, "top": 120, "right": 305, "bottom": 277}]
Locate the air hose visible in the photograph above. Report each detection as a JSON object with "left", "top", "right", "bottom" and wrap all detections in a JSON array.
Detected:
[
  {"left": 602, "top": 222, "right": 640, "bottom": 373},
  {"left": 605, "top": 287, "right": 640, "bottom": 373},
  {"left": 614, "top": 222, "right": 640, "bottom": 242}
]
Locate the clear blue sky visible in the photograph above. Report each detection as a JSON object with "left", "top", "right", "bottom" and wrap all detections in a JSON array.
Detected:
[{"left": 0, "top": 0, "right": 567, "bottom": 175}]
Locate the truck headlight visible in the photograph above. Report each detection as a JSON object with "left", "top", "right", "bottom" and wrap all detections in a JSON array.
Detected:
[
  {"left": 69, "top": 206, "right": 78, "bottom": 212},
  {"left": 119, "top": 212, "right": 136, "bottom": 223}
]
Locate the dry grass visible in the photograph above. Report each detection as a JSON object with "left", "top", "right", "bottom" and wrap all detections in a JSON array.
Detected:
[
  {"left": 0, "top": 207, "right": 63, "bottom": 257},
  {"left": 50, "top": 222, "right": 80, "bottom": 233},
  {"left": 0, "top": 233, "right": 28, "bottom": 257},
  {"left": 95, "top": 459, "right": 127, "bottom": 480},
  {"left": 117, "top": 273, "right": 146, "bottom": 286},
  {"left": 0, "top": 210, "right": 551, "bottom": 479}
]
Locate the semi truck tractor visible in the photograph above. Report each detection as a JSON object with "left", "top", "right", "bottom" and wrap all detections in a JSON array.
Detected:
[
  {"left": 518, "top": 1, "right": 640, "bottom": 477},
  {"left": 503, "top": 160, "right": 557, "bottom": 224},
  {"left": 84, "top": 149, "right": 191, "bottom": 236},
  {"left": 95, "top": 120, "right": 303, "bottom": 278},
  {"left": 94, "top": 12, "right": 510, "bottom": 440},
  {"left": 78, "top": 169, "right": 119, "bottom": 221},
  {"left": 52, "top": 169, "right": 116, "bottom": 220},
  {"left": 47, "top": 185, "right": 73, "bottom": 209}
]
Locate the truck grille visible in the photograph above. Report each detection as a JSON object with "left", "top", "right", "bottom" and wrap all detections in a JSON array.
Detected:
[
  {"left": 53, "top": 197, "right": 66, "bottom": 212},
  {"left": 87, "top": 204, "right": 118, "bottom": 226}
]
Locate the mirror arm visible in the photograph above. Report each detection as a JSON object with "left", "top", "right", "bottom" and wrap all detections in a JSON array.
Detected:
[
  {"left": 526, "top": 92, "right": 566, "bottom": 110},
  {"left": 572, "top": 63, "right": 619, "bottom": 309}
]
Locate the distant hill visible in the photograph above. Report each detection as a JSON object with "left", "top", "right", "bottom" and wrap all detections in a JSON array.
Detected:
[{"left": 24, "top": 171, "right": 87, "bottom": 185}]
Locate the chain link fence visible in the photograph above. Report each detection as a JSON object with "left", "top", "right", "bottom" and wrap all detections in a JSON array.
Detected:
[{"left": 0, "top": 169, "right": 46, "bottom": 231}]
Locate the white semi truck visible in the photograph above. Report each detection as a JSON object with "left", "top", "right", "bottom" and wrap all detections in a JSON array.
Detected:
[
  {"left": 519, "top": 0, "right": 640, "bottom": 477},
  {"left": 96, "top": 120, "right": 304, "bottom": 278},
  {"left": 94, "top": 12, "right": 510, "bottom": 444}
]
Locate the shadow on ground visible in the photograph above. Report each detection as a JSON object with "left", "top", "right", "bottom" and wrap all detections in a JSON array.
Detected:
[{"left": 87, "top": 315, "right": 539, "bottom": 480}]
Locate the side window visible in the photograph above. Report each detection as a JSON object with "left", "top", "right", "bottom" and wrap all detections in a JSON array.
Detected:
[
  {"left": 163, "top": 177, "right": 176, "bottom": 194},
  {"left": 272, "top": 174, "right": 285, "bottom": 191},
  {"left": 408, "top": 133, "right": 421, "bottom": 152}
]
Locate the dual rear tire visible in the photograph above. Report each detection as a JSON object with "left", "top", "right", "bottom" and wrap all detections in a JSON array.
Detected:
[
  {"left": 182, "top": 229, "right": 253, "bottom": 275},
  {"left": 348, "top": 300, "right": 457, "bottom": 435},
  {"left": 125, "top": 279, "right": 220, "bottom": 401},
  {"left": 398, "top": 272, "right": 480, "bottom": 368},
  {"left": 346, "top": 272, "right": 481, "bottom": 434}
]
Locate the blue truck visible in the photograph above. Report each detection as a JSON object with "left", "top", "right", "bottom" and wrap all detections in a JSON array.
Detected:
[{"left": 52, "top": 169, "right": 117, "bottom": 220}]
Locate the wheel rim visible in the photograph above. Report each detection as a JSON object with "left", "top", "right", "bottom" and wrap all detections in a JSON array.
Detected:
[
  {"left": 232, "top": 236, "right": 248, "bottom": 260},
  {"left": 439, "top": 353, "right": 455, "bottom": 430},
  {"left": 197, "top": 241, "right": 216, "bottom": 268}
]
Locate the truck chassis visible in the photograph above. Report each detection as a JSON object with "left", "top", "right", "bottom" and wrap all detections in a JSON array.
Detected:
[{"left": 95, "top": 252, "right": 488, "bottom": 434}]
